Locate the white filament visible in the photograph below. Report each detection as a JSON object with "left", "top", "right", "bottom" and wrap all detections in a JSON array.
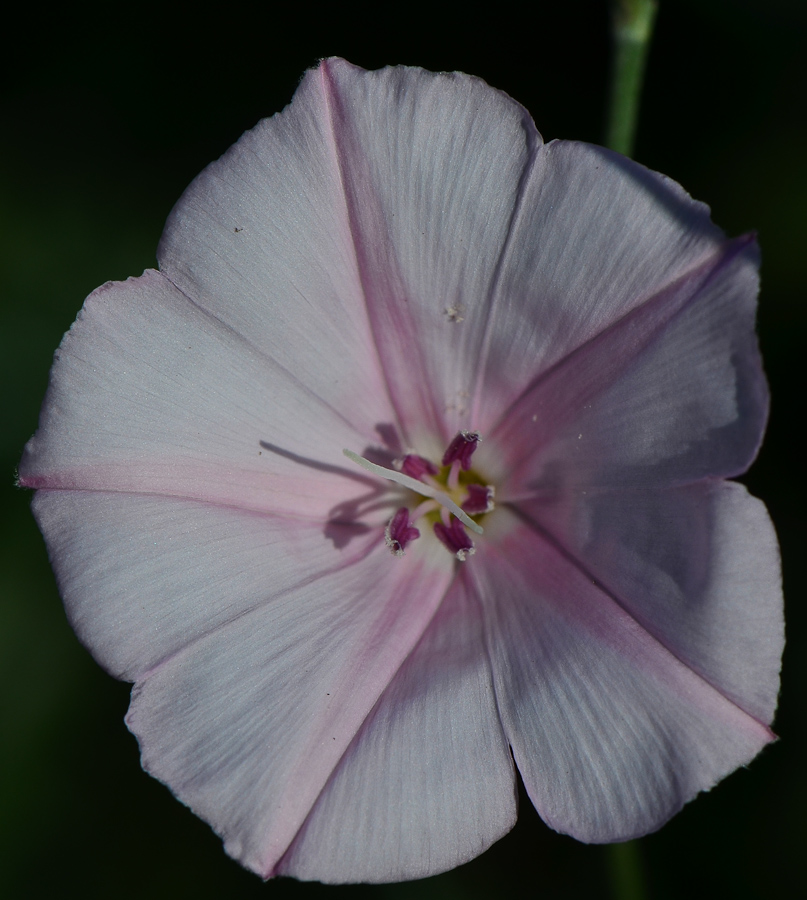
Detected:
[{"left": 343, "top": 449, "right": 484, "bottom": 535}]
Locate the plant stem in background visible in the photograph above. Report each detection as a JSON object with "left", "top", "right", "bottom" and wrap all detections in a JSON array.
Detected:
[
  {"left": 605, "top": 0, "right": 658, "bottom": 156},
  {"left": 607, "top": 840, "right": 648, "bottom": 900}
]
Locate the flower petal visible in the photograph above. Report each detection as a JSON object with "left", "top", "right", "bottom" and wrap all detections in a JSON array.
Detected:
[
  {"left": 471, "top": 141, "right": 731, "bottom": 432},
  {"left": 157, "top": 66, "right": 396, "bottom": 442},
  {"left": 472, "top": 512, "right": 776, "bottom": 843},
  {"left": 29, "top": 490, "right": 384, "bottom": 680},
  {"left": 299, "top": 59, "right": 541, "bottom": 448},
  {"left": 125, "top": 534, "right": 454, "bottom": 878},
  {"left": 488, "top": 234, "right": 765, "bottom": 494},
  {"left": 20, "top": 270, "right": 387, "bottom": 517},
  {"left": 278, "top": 576, "right": 516, "bottom": 884},
  {"left": 515, "top": 480, "right": 783, "bottom": 725}
]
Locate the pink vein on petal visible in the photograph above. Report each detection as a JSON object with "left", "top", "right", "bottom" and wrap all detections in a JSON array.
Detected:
[
  {"left": 490, "top": 233, "right": 762, "bottom": 493},
  {"left": 505, "top": 504, "right": 775, "bottom": 735},
  {"left": 318, "top": 60, "right": 446, "bottom": 445},
  {"left": 468, "top": 127, "right": 544, "bottom": 427},
  {"left": 258, "top": 556, "right": 454, "bottom": 876},
  {"left": 20, "top": 457, "right": 378, "bottom": 520}
]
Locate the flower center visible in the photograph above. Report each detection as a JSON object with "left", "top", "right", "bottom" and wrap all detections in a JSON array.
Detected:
[{"left": 343, "top": 431, "right": 495, "bottom": 561}]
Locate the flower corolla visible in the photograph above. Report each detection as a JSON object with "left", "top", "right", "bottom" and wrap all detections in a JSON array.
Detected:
[{"left": 20, "top": 58, "right": 783, "bottom": 884}]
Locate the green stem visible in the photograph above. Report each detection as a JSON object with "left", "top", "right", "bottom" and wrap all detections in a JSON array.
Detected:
[
  {"left": 605, "top": 0, "right": 659, "bottom": 157},
  {"left": 607, "top": 840, "right": 648, "bottom": 900}
]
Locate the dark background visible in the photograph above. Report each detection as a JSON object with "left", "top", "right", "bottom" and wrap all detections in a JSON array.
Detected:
[{"left": 1, "top": 1, "right": 804, "bottom": 897}]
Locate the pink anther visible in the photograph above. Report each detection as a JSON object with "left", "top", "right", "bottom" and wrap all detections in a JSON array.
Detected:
[
  {"left": 433, "top": 517, "right": 475, "bottom": 561},
  {"left": 441, "top": 431, "right": 480, "bottom": 470},
  {"left": 400, "top": 454, "right": 439, "bottom": 481},
  {"left": 462, "top": 484, "right": 495, "bottom": 515},
  {"left": 385, "top": 507, "right": 421, "bottom": 556}
]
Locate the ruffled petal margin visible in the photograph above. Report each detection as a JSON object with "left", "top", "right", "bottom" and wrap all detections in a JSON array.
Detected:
[
  {"left": 33, "top": 484, "right": 455, "bottom": 878},
  {"left": 471, "top": 505, "right": 780, "bottom": 843},
  {"left": 19, "top": 270, "right": 389, "bottom": 518},
  {"left": 488, "top": 233, "right": 766, "bottom": 493},
  {"left": 278, "top": 575, "right": 516, "bottom": 883},
  {"left": 472, "top": 141, "right": 730, "bottom": 434},
  {"left": 516, "top": 481, "right": 783, "bottom": 725}
]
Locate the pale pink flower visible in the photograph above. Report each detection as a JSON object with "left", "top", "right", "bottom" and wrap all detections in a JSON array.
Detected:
[{"left": 20, "top": 58, "right": 783, "bottom": 884}]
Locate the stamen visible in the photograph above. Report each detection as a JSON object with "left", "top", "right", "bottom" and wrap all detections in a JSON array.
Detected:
[
  {"left": 434, "top": 518, "right": 475, "bottom": 561},
  {"left": 462, "top": 484, "right": 495, "bottom": 515},
  {"left": 442, "top": 431, "right": 480, "bottom": 470},
  {"left": 411, "top": 499, "right": 439, "bottom": 522},
  {"left": 399, "top": 454, "right": 439, "bottom": 481},
  {"left": 447, "top": 460, "right": 461, "bottom": 491},
  {"left": 343, "top": 449, "right": 483, "bottom": 534},
  {"left": 385, "top": 507, "right": 420, "bottom": 557}
]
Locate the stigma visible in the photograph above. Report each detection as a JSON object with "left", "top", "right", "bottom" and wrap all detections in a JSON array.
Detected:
[{"left": 343, "top": 432, "right": 495, "bottom": 561}]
